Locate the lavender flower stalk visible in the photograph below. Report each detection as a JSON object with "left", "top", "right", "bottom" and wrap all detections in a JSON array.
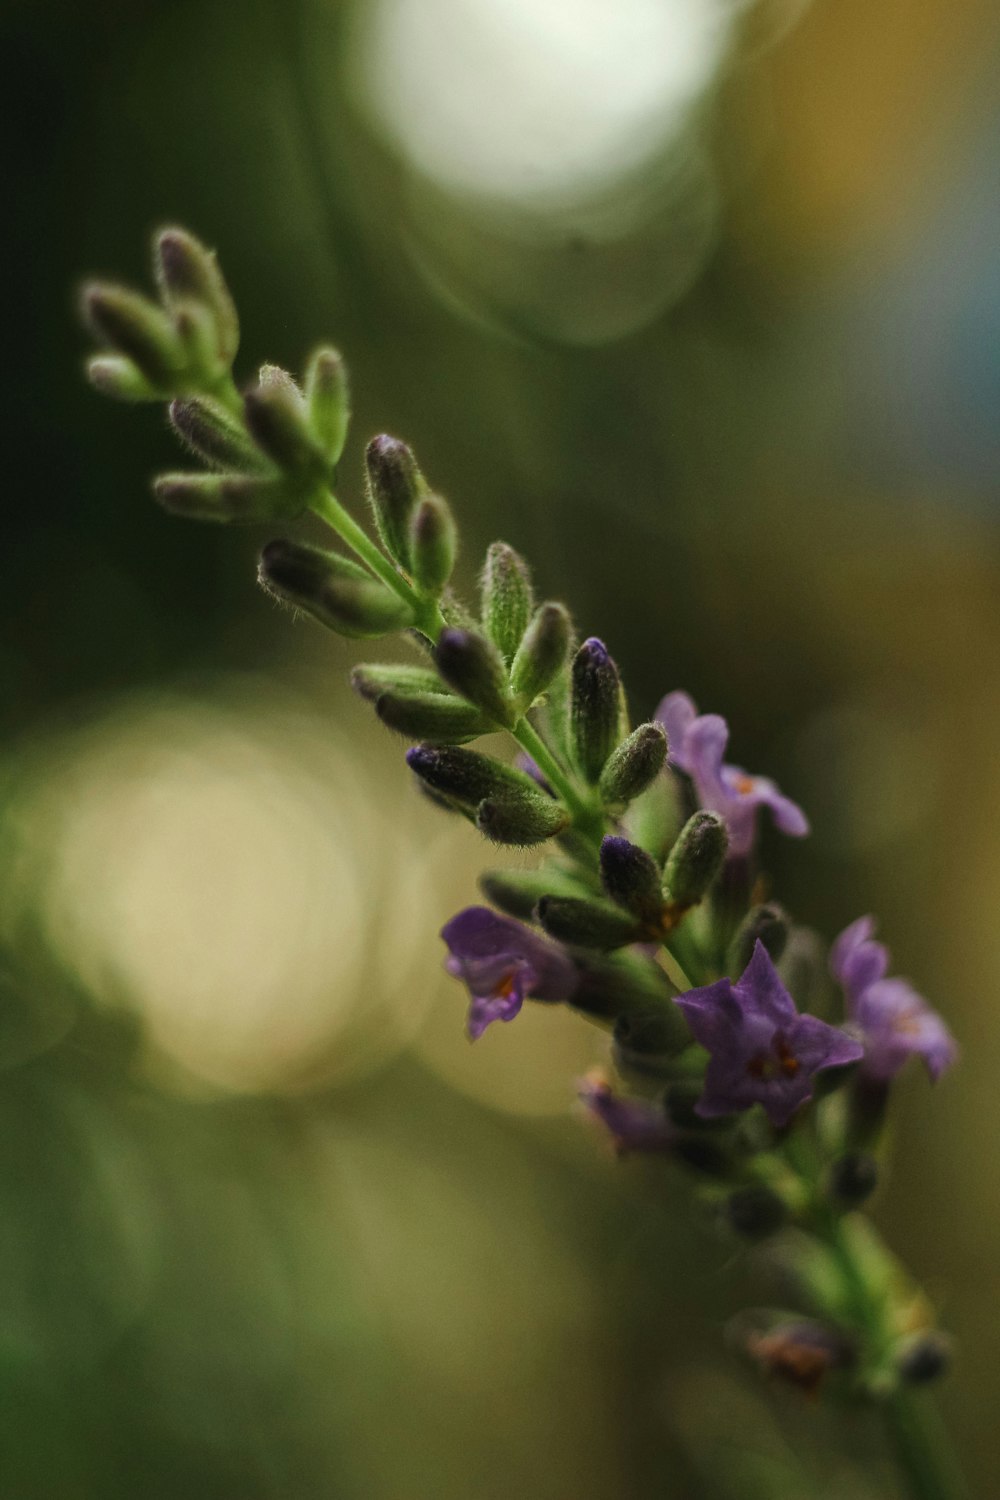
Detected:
[{"left": 82, "top": 227, "right": 968, "bottom": 1500}]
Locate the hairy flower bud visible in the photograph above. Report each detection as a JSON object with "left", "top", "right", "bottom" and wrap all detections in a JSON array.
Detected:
[
  {"left": 304, "top": 346, "right": 350, "bottom": 465},
  {"left": 570, "top": 638, "right": 625, "bottom": 784},
  {"left": 375, "top": 691, "right": 491, "bottom": 743},
  {"left": 85, "top": 355, "right": 159, "bottom": 402},
  {"left": 169, "top": 397, "right": 266, "bottom": 473},
  {"left": 481, "top": 542, "right": 534, "bottom": 665},
  {"left": 154, "top": 226, "right": 239, "bottom": 365},
  {"left": 475, "top": 796, "right": 569, "bottom": 846},
  {"left": 728, "top": 902, "right": 790, "bottom": 975},
  {"left": 350, "top": 663, "right": 448, "bottom": 702},
  {"left": 410, "top": 494, "right": 457, "bottom": 596},
  {"left": 434, "top": 628, "right": 514, "bottom": 728},
  {"left": 509, "top": 602, "right": 571, "bottom": 708},
  {"left": 82, "top": 283, "right": 182, "bottom": 391},
  {"left": 478, "top": 865, "right": 594, "bottom": 921},
  {"left": 365, "top": 434, "right": 426, "bottom": 569},
  {"left": 405, "top": 745, "right": 559, "bottom": 814},
  {"left": 258, "top": 540, "right": 413, "bottom": 637},
  {"left": 599, "top": 836, "right": 663, "bottom": 925},
  {"left": 598, "top": 721, "right": 668, "bottom": 809},
  {"left": 536, "top": 894, "right": 644, "bottom": 950},
  {"left": 153, "top": 472, "right": 297, "bottom": 523},
  {"left": 244, "top": 373, "right": 322, "bottom": 477},
  {"left": 662, "top": 811, "right": 728, "bottom": 910}
]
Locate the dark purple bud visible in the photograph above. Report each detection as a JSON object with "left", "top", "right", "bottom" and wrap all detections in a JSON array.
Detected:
[
  {"left": 570, "top": 637, "right": 624, "bottom": 784},
  {"left": 896, "top": 1332, "right": 951, "bottom": 1385},
  {"left": 169, "top": 396, "right": 267, "bottom": 473},
  {"left": 434, "top": 628, "right": 514, "bottom": 727},
  {"left": 599, "top": 836, "right": 663, "bottom": 925},
  {"left": 154, "top": 226, "right": 240, "bottom": 364},
  {"left": 258, "top": 539, "right": 414, "bottom": 636},
  {"left": 244, "top": 376, "right": 322, "bottom": 477}
]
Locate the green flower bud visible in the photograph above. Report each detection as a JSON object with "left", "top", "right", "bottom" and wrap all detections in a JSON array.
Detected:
[
  {"left": 612, "top": 1005, "right": 687, "bottom": 1078},
  {"left": 153, "top": 472, "right": 298, "bottom": 523},
  {"left": 258, "top": 540, "right": 414, "bottom": 637},
  {"left": 434, "top": 628, "right": 515, "bottom": 728},
  {"left": 728, "top": 903, "right": 790, "bottom": 975},
  {"left": 598, "top": 721, "right": 668, "bottom": 809},
  {"left": 570, "top": 638, "right": 624, "bottom": 784},
  {"left": 509, "top": 602, "right": 571, "bottom": 709},
  {"left": 375, "top": 691, "right": 491, "bottom": 743},
  {"left": 478, "top": 864, "right": 595, "bottom": 921},
  {"left": 725, "top": 1184, "right": 788, "bottom": 1240},
  {"left": 475, "top": 796, "right": 569, "bottom": 847},
  {"left": 828, "top": 1152, "right": 878, "bottom": 1207},
  {"left": 365, "top": 434, "right": 426, "bottom": 569},
  {"left": 154, "top": 226, "right": 239, "bottom": 365},
  {"left": 244, "top": 372, "right": 322, "bottom": 477},
  {"left": 82, "top": 283, "right": 182, "bottom": 390},
  {"left": 85, "top": 355, "right": 159, "bottom": 402},
  {"left": 350, "top": 663, "right": 448, "bottom": 702},
  {"left": 662, "top": 811, "right": 728, "bottom": 911},
  {"left": 169, "top": 397, "right": 267, "bottom": 473},
  {"left": 622, "top": 771, "right": 682, "bottom": 864},
  {"left": 410, "top": 494, "right": 457, "bottom": 596},
  {"left": 896, "top": 1332, "right": 951, "bottom": 1386},
  {"left": 570, "top": 949, "right": 677, "bottom": 1023},
  {"left": 172, "top": 301, "right": 228, "bottom": 386},
  {"left": 536, "top": 895, "right": 644, "bottom": 950},
  {"left": 481, "top": 542, "right": 534, "bottom": 665},
  {"left": 304, "top": 346, "right": 350, "bottom": 465}
]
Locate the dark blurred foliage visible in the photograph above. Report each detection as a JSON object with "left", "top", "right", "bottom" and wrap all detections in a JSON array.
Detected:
[{"left": 2, "top": 0, "right": 1000, "bottom": 1494}]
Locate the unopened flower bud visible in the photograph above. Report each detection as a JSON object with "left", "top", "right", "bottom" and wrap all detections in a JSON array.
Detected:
[
  {"left": 154, "top": 226, "right": 239, "bottom": 365},
  {"left": 571, "top": 638, "right": 625, "bottom": 784},
  {"left": 434, "top": 628, "right": 515, "bottom": 728},
  {"left": 244, "top": 373, "right": 322, "bottom": 477},
  {"left": 82, "top": 283, "right": 182, "bottom": 390},
  {"left": 405, "top": 744, "right": 555, "bottom": 811},
  {"left": 828, "top": 1152, "right": 878, "bottom": 1206},
  {"left": 479, "top": 866, "right": 592, "bottom": 921},
  {"left": 154, "top": 472, "right": 297, "bottom": 523},
  {"left": 599, "top": 836, "right": 663, "bottom": 925},
  {"left": 304, "top": 346, "right": 350, "bottom": 465},
  {"left": 481, "top": 543, "right": 534, "bottom": 665},
  {"left": 725, "top": 1184, "right": 788, "bottom": 1239},
  {"left": 613, "top": 1005, "right": 687, "bottom": 1077},
  {"left": 599, "top": 722, "right": 667, "bottom": 809},
  {"left": 350, "top": 663, "right": 448, "bottom": 702},
  {"left": 365, "top": 434, "right": 426, "bottom": 569},
  {"left": 85, "top": 355, "right": 159, "bottom": 402},
  {"left": 896, "top": 1332, "right": 951, "bottom": 1385},
  {"left": 258, "top": 540, "right": 414, "bottom": 637},
  {"left": 169, "top": 397, "right": 266, "bottom": 473},
  {"left": 509, "top": 602, "right": 571, "bottom": 708},
  {"left": 375, "top": 691, "right": 491, "bottom": 743},
  {"left": 410, "top": 494, "right": 457, "bottom": 596},
  {"left": 475, "top": 796, "right": 569, "bottom": 847},
  {"left": 536, "top": 895, "right": 644, "bottom": 950},
  {"left": 728, "top": 903, "right": 790, "bottom": 975},
  {"left": 662, "top": 811, "right": 728, "bottom": 911},
  {"left": 570, "top": 949, "right": 678, "bottom": 1023}
]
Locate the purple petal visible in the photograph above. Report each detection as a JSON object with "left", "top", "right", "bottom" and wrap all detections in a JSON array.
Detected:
[
  {"left": 830, "top": 915, "right": 889, "bottom": 995},
  {"left": 674, "top": 977, "right": 744, "bottom": 1051},
  {"left": 684, "top": 714, "right": 730, "bottom": 800},
  {"left": 467, "top": 981, "right": 525, "bottom": 1040},
  {"left": 441, "top": 906, "right": 576, "bottom": 999},
  {"left": 855, "top": 979, "right": 957, "bottom": 1082},
  {"left": 578, "top": 1072, "right": 675, "bottom": 1154},
  {"left": 733, "top": 942, "right": 798, "bottom": 1026},
  {"left": 655, "top": 691, "right": 698, "bottom": 771},
  {"left": 753, "top": 781, "right": 810, "bottom": 839},
  {"left": 788, "top": 1013, "right": 864, "bottom": 1074}
]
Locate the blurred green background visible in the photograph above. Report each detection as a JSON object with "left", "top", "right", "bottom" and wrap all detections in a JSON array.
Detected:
[{"left": 2, "top": 0, "right": 999, "bottom": 1494}]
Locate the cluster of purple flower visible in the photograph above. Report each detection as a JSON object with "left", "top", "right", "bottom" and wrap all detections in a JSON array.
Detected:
[{"left": 442, "top": 688, "right": 955, "bottom": 1145}]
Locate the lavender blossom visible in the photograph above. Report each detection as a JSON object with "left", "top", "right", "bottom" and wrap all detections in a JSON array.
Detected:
[
  {"left": 441, "top": 906, "right": 577, "bottom": 1040},
  {"left": 577, "top": 1071, "right": 676, "bottom": 1154},
  {"left": 831, "top": 916, "right": 957, "bottom": 1082},
  {"left": 675, "top": 942, "right": 863, "bottom": 1128},
  {"left": 656, "top": 690, "right": 808, "bottom": 858}
]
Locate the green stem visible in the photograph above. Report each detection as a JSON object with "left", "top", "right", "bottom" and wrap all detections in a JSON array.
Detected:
[
  {"left": 883, "top": 1388, "right": 969, "bottom": 1500},
  {"left": 513, "top": 718, "right": 602, "bottom": 840},
  {"left": 310, "top": 488, "right": 445, "bottom": 629}
]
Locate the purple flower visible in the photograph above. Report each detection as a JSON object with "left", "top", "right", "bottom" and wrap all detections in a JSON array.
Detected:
[
  {"left": 831, "top": 916, "right": 957, "bottom": 1082},
  {"left": 441, "top": 906, "right": 577, "bottom": 1040},
  {"left": 675, "top": 942, "right": 863, "bottom": 1128},
  {"left": 655, "top": 691, "right": 808, "bottom": 859},
  {"left": 577, "top": 1071, "right": 676, "bottom": 1154}
]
